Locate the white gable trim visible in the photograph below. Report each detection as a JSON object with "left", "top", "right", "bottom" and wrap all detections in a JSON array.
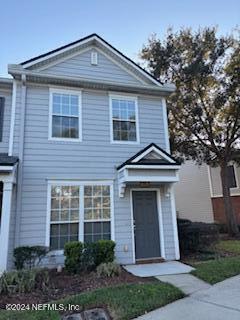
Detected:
[
  {"left": 21, "top": 35, "right": 161, "bottom": 87},
  {"left": 131, "top": 145, "right": 175, "bottom": 164}
]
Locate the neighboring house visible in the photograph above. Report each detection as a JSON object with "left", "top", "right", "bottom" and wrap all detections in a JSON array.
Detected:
[
  {"left": 0, "top": 34, "right": 180, "bottom": 272},
  {"left": 175, "top": 160, "right": 240, "bottom": 224}
]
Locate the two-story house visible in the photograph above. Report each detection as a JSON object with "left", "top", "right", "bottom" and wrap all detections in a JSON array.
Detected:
[{"left": 0, "top": 34, "right": 180, "bottom": 272}]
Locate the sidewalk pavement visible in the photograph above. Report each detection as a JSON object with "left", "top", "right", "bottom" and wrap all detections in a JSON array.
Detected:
[{"left": 136, "top": 275, "right": 240, "bottom": 320}]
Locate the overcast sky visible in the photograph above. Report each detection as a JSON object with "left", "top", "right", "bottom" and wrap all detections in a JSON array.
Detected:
[{"left": 1, "top": 0, "right": 239, "bottom": 77}]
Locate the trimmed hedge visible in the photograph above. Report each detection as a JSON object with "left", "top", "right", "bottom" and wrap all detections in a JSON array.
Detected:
[
  {"left": 95, "top": 240, "right": 115, "bottom": 266},
  {"left": 64, "top": 240, "right": 116, "bottom": 274},
  {"left": 13, "top": 246, "right": 48, "bottom": 270},
  {"left": 64, "top": 241, "right": 84, "bottom": 274},
  {"left": 178, "top": 219, "right": 219, "bottom": 254}
]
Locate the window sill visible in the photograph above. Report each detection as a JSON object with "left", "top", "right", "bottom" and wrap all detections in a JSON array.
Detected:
[
  {"left": 110, "top": 140, "right": 140, "bottom": 145},
  {"left": 47, "top": 249, "right": 64, "bottom": 257}
]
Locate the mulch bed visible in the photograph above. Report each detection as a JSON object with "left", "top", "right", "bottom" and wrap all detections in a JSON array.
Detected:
[{"left": 0, "top": 267, "right": 153, "bottom": 309}]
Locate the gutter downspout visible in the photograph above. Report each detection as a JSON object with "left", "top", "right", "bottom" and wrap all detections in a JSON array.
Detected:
[
  {"left": 14, "top": 74, "right": 27, "bottom": 247},
  {"left": 8, "top": 80, "right": 17, "bottom": 156}
]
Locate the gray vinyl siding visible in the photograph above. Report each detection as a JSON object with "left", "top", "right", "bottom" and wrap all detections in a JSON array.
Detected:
[
  {"left": 9, "top": 83, "right": 175, "bottom": 265},
  {"left": 0, "top": 88, "right": 12, "bottom": 153},
  {"left": 175, "top": 161, "right": 214, "bottom": 223},
  {"left": 160, "top": 186, "right": 176, "bottom": 260},
  {"left": 41, "top": 49, "right": 143, "bottom": 86}
]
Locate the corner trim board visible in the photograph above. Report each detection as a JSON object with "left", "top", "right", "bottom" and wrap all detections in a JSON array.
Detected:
[{"left": 8, "top": 80, "right": 17, "bottom": 156}]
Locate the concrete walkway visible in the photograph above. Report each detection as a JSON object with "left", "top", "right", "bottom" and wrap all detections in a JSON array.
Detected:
[
  {"left": 136, "top": 275, "right": 240, "bottom": 320},
  {"left": 124, "top": 261, "right": 194, "bottom": 277},
  {"left": 156, "top": 273, "right": 211, "bottom": 295}
]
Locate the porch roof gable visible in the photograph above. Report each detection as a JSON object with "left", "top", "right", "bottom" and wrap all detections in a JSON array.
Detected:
[{"left": 117, "top": 143, "right": 180, "bottom": 171}]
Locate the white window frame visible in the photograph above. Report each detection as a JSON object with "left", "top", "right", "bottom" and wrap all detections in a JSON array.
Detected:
[
  {"left": 48, "top": 87, "right": 82, "bottom": 142},
  {"left": 46, "top": 180, "right": 114, "bottom": 255},
  {"left": 109, "top": 94, "right": 140, "bottom": 144}
]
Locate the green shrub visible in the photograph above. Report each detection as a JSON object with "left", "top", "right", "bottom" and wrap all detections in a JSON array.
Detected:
[
  {"left": 81, "top": 243, "right": 97, "bottom": 272},
  {"left": 96, "top": 262, "right": 121, "bottom": 278},
  {"left": 178, "top": 219, "right": 219, "bottom": 254},
  {"left": 64, "top": 240, "right": 116, "bottom": 274},
  {"left": 95, "top": 240, "right": 115, "bottom": 266},
  {"left": 64, "top": 241, "right": 84, "bottom": 273},
  {"left": 14, "top": 246, "right": 48, "bottom": 270},
  {"left": 0, "top": 268, "right": 49, "bottom": 295}
]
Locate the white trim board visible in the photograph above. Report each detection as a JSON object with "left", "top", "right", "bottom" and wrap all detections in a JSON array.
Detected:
[
  {"left": 8, "top": 80, "right": 17, "bottom": 156},
  {"left": 170, "top": 186, "right": 180, "bottom": 260},
  {"left": 161, "top": 98, "right": 170, "bottom": 153}
]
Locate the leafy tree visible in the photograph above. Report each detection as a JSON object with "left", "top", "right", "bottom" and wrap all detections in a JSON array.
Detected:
[{"left": 141, "top": 27, "right": 240, "bottom": 236}]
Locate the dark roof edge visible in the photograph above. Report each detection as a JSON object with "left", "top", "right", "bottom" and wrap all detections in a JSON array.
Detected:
[
  {"left": 20, "top": 33, "right": 163, "bottom": 85},
  {"left": 117, "top": 143, "right": 180, "bottom": 170},
  {"left": 21, "top": 34, "right": 97, "bottom": 65}
]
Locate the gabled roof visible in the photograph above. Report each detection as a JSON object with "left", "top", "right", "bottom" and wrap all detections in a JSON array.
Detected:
[
  {"left": 20, "top": 33, "right": 162, "bottom": 87},
  {"left": 117, "top": 143, "right": 180, "bottom": 170}
]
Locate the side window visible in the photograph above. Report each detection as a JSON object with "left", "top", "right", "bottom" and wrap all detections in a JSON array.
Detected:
[
  {"left": 0, "top": 97, "right": 5, "bottom": 142},
  {"left": 49, "top": 89, "right": 81, "bottom": 141},
  {"left": 227, "top": 165, "right": 237, "bottom": 188}
]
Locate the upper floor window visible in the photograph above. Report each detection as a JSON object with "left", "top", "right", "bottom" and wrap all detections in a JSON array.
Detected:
[
  {"left": 227, "top": 165, "right": 237, "bottom": 189},
  {"left": 110, "top": 95, "right": 139, "bottom": 143},
  {"left": 49, "top": 89, "right": 82, "bottom": 141}
]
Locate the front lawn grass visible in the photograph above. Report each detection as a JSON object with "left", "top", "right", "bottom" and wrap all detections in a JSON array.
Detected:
[
  {"left": 214, "top": 240, "right": 240, "bottom": 255},
  {"left": 191, "top": 256, "right": 240, "bottom": 284},
  {"left": 0, "top": 282, "right": 184, "bottom": 320}
]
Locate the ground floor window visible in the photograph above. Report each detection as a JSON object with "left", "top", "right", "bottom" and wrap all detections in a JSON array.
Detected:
[{"left": 49, "top": 182, "right": 113, "bottom": 250}]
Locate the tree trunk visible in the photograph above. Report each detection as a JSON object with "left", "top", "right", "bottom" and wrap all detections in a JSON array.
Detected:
[{"left": 220, "top": 163, "right": 239, "bottom": 236}]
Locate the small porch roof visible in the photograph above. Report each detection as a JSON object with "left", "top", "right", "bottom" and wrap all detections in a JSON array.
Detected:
[
  {"left": 0, "top": 154, "right": 18, "bottom": 172},
  {"left": 117, "top": 143, "right": 180, "bottom": 197}
]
